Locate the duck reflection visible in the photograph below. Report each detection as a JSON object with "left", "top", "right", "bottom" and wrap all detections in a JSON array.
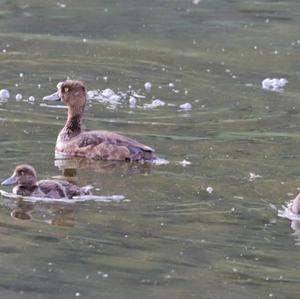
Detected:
[
  {"left": 10, "top": 199, "right": 76, "bottom": 227},
  {"left": 54, "top": 156, "right": 152, "bottom": 175}
]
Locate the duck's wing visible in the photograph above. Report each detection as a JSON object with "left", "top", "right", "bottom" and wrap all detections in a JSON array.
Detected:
[
  {"left": 71, "top": 131, "right": 155, "bottom": 161},
  {"left": 38, "top": 180, "right": 67, "bottom": 199},
  {"left": 80, "top": 131, "right": 154, "bottom": 152}
]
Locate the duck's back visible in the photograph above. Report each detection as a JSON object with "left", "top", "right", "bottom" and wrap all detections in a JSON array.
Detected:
[
  {"left": 38, "top": 179, "right": 91, "bottom": 199},
  {"left": 38, "top": 180, "right": 67, "bottom": 198},
  {"left": 57, "top": 130, "right": 155, "bottom": 161},
  {"left": 59, "top": 180, "right": 92, "bottom": 198}
]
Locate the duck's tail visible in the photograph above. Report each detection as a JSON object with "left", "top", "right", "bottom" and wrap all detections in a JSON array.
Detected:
[{"left": 81, "top": 185, "right": 93, "bottom": 195}]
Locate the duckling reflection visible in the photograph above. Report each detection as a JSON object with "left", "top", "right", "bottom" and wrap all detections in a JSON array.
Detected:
[
  {"left": 11, "top": 200, "right": 33, "bottom": 221},
  {"left": 10, "top": 199, "right": 76, "bottom": 227},
  {"left": 2, "top": 164, "right": 92, "bottom": 199}
]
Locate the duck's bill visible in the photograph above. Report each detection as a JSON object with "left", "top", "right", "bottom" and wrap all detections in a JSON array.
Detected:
[
  {"left": 43, "top": 92, "right": 60, "bottom": 101},
  {"left": 1, "top": 175, "right": 18, "bottom": 186}
]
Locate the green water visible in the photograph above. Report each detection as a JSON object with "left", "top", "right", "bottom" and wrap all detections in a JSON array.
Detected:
[{"left": 0, "top": 0, "right": 300, "bottom": 298}]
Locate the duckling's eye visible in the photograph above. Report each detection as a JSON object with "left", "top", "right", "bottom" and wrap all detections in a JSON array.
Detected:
[{"left": 64, "top": 87, "right": 69, "bottom": 93}]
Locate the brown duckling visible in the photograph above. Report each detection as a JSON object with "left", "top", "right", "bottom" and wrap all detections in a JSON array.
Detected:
[
  {"left": 43, "top": 80, "right": 155, "bottom": 161},
  {"left": 1, "top": 164, "right": 92, "bottom": 199}
]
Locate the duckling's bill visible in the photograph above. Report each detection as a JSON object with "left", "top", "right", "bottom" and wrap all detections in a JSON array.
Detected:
[{"left": 2, "top": 174, "right": 18, "bottom": 186}]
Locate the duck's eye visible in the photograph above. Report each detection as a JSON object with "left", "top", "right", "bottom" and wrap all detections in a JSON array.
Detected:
[{"left": 64, "top": 87, "right": 69, "bottom": 93}]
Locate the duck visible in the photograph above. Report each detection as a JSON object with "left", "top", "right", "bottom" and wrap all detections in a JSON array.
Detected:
[
  {"left": 43, "top": 80, "right": 155, "bottom": 161},
  {"left": 1, "top": 164, "right": 92, "bottom": 199}
]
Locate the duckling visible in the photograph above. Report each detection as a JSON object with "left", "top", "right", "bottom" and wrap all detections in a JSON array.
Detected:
[
  {"left": 43, "top": 80, "right": 155, "bottom": 161},
  {"left": 1, "top": 164, "right": 92, "bottom": 199}
]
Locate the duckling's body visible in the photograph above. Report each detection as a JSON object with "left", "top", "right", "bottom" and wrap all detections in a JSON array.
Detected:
[
  {"left": 44, "top": 80, "right": 155, "bottom": 161},
  {"left": 2, "top": 165, "right": 92, "bottom": 199}
]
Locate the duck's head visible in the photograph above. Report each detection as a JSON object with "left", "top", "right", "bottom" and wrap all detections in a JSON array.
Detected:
[
  {"left": 2, "top": 164, "right": 37, "bottom": 187},
  {"left": 43, "top": 80, "right": 87, "bottom": 110}
]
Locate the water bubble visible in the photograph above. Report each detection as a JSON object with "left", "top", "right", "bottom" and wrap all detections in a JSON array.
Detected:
[
  {"left": 144, "top": 82, "right": 152, "bottom": 92},
  {"left": 102, "top": 88, "right": 115, "bottom": 98},
  {"left": 179, "top": 159, "right": 191, "bottom": 167},
  {"left": 206, "top": 186, "right": 213, "bottom": 194},
  {"left": 144, "top": 99, "right": 165, "bottom": 109},
  {"left": 179, "top": 102, "right": 192, "bottom": 110},
  {"left": 129, "top": 96, "right": 137, "bottom": 108},
  {"left": 0, "top": 89, "right": 10, "bottom": 99},
  {"left": 262, "top": 77, "right": 288, "bottom": 92},
  {"left": 57, "top": 2, "right": 66, "bottom": 8},
  {"left": 87, "top": 90, "right": 96, "bottom": 99}
]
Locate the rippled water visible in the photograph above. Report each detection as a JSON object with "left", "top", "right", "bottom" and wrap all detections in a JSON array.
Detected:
[{"left": 1, "top": 0, "right": 300, "bottom": 298}]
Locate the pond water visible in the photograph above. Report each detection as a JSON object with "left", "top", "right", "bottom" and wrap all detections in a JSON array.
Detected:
[{"left": 0, "top": 0, "right": 300, "bottom": 298}]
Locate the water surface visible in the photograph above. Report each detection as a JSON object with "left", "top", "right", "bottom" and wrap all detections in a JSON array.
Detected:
[{"left": 0, "top": 0, "right": 300, "bottom": 298}]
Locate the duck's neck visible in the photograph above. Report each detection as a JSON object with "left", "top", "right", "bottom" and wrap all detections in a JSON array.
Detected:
[
  {"left": 14, "top": 184, "right": 38, "bottom": 196},
  {"left": 19, "top": 177, "right": 38, "bottom": 189},
  {"left": 64, "top": 114, "right": 81, "bottom": 137},
  {"left": 62, "top": 105, "right": 83, "bottom": 139}
]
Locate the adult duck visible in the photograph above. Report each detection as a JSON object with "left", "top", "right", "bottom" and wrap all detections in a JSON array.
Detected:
[
  {"left": 43, "top": 80, "right": 155, "bottom": 161},
  {"left": 1, "top": 164, "right": 92, "bottom": 199}
]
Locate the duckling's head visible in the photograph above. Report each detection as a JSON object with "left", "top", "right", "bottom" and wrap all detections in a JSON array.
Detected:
[
  {"left": 2, "top": 164, "right": 37, "bottom": 187},
  {"left": 43, "top": 80, "right": 87, "bottom": 111}
]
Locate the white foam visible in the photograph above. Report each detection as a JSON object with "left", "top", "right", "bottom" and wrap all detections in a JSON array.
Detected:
[
  {"left": 179, "top": 159, "right": 191, "bottom": 167},
  {"left": 144, "top": 82, "right": 152, "bottom": 92},
  {"left": 152, "top": 157, "right": 170, "bottom": 165},
  {"left": 129, "top": 96, "right": 137, "bottom": 108},
  {"left": 15, "top": 93, "right": 23, "bottom": 101},
  {"left": 0, "top": 89, "right": 10, "bottom": 100},
  {"left": 40, "top": 103, "right": 67, "bottom": 109},
  {"left": 262, "top": 78, "right": 288, "bottom": 92},
  {"left": 144, "top": 99, "right": 165, "bottom": 109},
  {"left": 102, "top": 88, "right": 115, "bottom": 98},
  {"left": 179, "top": 102, "right": 192, "bottom": 110},
  {"left": 278, "top": 202, "right": 300, "bottom": 221},
  {"left": 206, "top": 186, "right": 214, "bottom": 194},
  {"left": 0, "top": 189, "right": 125, "bottom": 203}
]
